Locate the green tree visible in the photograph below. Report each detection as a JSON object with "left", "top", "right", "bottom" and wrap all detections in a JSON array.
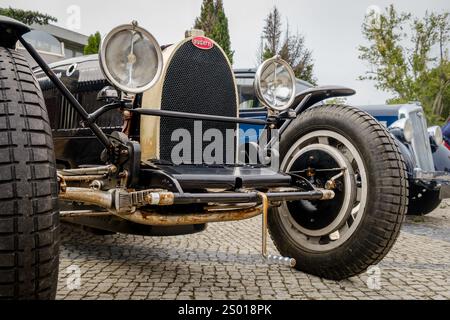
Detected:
[
  {"left": 194, "top": 0, "right": 234, "bottom": 64},
  {"left": 359, "top": 5, "right": 450, "bottom": 124},
  {"left": 423, "top": 63, "right": 450, "bottom": 124},
  {"left": 0, "top": 7, "right": 57, "bottom": 25},
  {"left": 259, "top": 7, "right": 316, "bottom": 85},
  {"left": 84, "top": 32, "right": 101, "bottom": 55},
  {"left": 261, "top": 7, "right": 282, "bottom": 61},
  {"left": 325, "top": 97, "right": 348, "bottom": 105}
]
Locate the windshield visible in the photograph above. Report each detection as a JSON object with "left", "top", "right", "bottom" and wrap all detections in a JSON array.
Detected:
[{"left": 236, "top": 77, "right": 262, "bottom": 110}]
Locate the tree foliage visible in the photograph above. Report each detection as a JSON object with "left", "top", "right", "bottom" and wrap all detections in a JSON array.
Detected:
[
  {"left": 194, "top": 0, "right": 234, "bottom": 64},
  {"left": 0, "top": 7, "right": 57, "bottom": 25},
  {"left": 84, "top": 32, "right": 101, "bottom": 55},
  {"left": 261, "top": 7, "right": 282, "bottom": 61},
  {"left": 259, "top": 7, "right": 316, "bottom": 85},
  {"left": 325, "top": 97, "right": 348, "bottom": 105},
  {"left": 359, "top": 5, "right": 450, "bottom": 124}
]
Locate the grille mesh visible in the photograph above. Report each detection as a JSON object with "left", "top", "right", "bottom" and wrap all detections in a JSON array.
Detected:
[{"left": 160, "top": 41, "right": 237, "bottom": 164}]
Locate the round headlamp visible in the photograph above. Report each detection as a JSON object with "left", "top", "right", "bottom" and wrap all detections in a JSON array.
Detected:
[
  {"left": 99, "top": 22, "right": 163, "bottom": 94},
  {"left": 390, "top": 118, "right": 413, "bottom": 142},
  {"left": 428, "top": 126, "right": 443, "bottom": 145},
  {"left": 254, "top": 56, "right": 296, "bottom": 112}
]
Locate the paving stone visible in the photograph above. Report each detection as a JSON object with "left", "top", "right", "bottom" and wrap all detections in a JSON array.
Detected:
[{"left": 56, "top": 201, "right": 450, "bottom": 300}]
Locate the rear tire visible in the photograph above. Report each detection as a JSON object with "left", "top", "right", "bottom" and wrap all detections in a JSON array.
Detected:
[
  {"left": 269, "top": 105, "right": 408, "bottom": 280},
  {"left": 0, "top": 47, "right": 60, "bottom": 299}
]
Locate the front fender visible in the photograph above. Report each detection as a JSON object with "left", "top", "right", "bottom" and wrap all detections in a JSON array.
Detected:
[
  {"left": 0, "top": 15, "right": 30, "bottom": 48},
  {"left": 293, "top": 86, "right": 356, "bottom": 113},
  {"left": 392, "top": 136, "right": 415, "bottom": 181},
  {"left": 432, "top": 144, "right": 450, "bottom": 173}
]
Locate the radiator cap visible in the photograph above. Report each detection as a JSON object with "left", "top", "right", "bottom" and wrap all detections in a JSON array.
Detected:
[{"left": 185, "top": 29, "right": 205, "bottom": 38}]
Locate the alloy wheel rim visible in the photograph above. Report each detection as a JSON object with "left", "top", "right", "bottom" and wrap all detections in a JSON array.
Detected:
[{"left": 279, "top": 130, "right": 368, "bottom": 252}]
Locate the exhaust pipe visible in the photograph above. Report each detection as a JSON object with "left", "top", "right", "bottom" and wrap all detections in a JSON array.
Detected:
[
  {"left": 59, "top": 187, "right": 114, "bottom": 209},
  {"left": 59, "top": 188, "right": 175, "bottom": 212}
]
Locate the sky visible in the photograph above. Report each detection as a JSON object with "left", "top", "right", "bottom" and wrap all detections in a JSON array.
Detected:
[{"left": 2, "top": 0, "right": 449, "bottom": 105}]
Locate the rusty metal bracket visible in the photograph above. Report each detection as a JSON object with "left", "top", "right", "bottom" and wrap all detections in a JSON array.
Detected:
[
  {"left": 59, "top": 188, "right": 114, "bottom": 209},
  {"left": 57, "top": 173, "right": 67, "bottom": 193},
  {"left": 118, "top": 205, "right": 263, "bottom": 226},
  {"left": 60, "top": 210, "right": 112, "bottom": 218}
]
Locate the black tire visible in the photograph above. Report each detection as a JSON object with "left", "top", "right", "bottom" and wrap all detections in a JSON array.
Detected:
[
  {"left": 407, "top": 186, "right": 441, "bottom": 216},
  {"left": 268, "top": 105, "right": 408, "bottom": 280},
  {"left": 0, "top": 47, "right": 60, "bottom": 299}
]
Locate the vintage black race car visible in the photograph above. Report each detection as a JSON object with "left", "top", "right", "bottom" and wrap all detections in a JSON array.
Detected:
[
  {"left": 236, "top": 70, "right": 450, "bottom": 216},
  {"left": 1, "top": 16, "right": 410, "bottom": 299}
]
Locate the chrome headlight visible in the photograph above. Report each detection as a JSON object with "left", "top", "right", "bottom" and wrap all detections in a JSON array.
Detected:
[
  {"left": 390, "top": 118, "right": 413, "bottom": 142},
  {"left": 99, "top": 22, "right": 163, "bottom": 94},
  {"left": 254, "top": 56, "right": 296, "bottom": 112},
  {"left": 428, "top": 126, "right": 443, "bottom": 145}
]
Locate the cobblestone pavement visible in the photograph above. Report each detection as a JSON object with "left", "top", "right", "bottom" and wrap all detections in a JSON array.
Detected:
[{"left": 56, "top": 201, "right": 450, "bottom": 300}]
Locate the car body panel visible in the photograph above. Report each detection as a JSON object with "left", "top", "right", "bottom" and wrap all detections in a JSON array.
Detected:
[{"left": 0, "top": 15, "right": 31, "bottom": 48}]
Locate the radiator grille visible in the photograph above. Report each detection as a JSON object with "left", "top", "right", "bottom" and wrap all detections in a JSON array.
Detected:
[
  {"left": 43, "top": 85, "right": 123, "bottom": 130},
  {"left": 58, "top": 93, "right": 79, "bottom": 129},
  {"left": 38, "top": 59, "right": 123, "bottom": 131},
  {"left": 405, "top": 109, "right": 435, "bottom": 171},
  {"left": 160, "top": 41, "right": 237, "bottom": 164}
]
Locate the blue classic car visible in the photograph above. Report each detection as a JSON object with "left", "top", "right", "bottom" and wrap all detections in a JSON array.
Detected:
[
  {"left": 236, "top": 69, "right": 450, "bottom": 215},
  {"left": 444, "top": 118, "right": 450, "bottom": 150}
]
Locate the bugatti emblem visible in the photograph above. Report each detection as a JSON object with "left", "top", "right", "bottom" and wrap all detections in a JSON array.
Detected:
[{"left": 192, "top": 36, "right": 214, "bottom": 50}]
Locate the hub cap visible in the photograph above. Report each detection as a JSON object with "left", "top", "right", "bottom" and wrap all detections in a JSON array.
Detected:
[{"left": 279, "top": 130, "right": 368, "bottom": 252}]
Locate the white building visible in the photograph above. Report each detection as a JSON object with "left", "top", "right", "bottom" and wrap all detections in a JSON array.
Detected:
[{"left": 16, "top": 23, "right": 88, "bottom": 68}]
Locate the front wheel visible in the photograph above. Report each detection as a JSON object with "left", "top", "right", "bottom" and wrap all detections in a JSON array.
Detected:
[
  {"left": 269, "top": 105, "right": 408, "bottom": 280},
  {"left": 0, "top": 48, "right": 60, "bottom": 299}
]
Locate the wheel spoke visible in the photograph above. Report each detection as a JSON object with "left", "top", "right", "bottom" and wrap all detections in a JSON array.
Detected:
[
  {"left": 318, "top": 136, "right": 330, "bottom": 145},
  {"left": 339, "top": 222, "right": 350, "bottom": 235},
  {"left": 345, "top": 150, "right": 355, "bottom": 164},
  {"left": 307, "top": 236, "right": 322, "bottom": 245},
  {"left": 329, "top": 230, "right": 340, "bottom": 241},
  {"left": 356, "top": 187, "right": 362, "bottom": 202},
  {"left": 351, "top": 204, "right": 360, "bottom": 219}
]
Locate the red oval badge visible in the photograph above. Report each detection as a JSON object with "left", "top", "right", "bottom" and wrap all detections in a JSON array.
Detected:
[{"left": 192, "top": 36, "right": 214, "bottom": 50}]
